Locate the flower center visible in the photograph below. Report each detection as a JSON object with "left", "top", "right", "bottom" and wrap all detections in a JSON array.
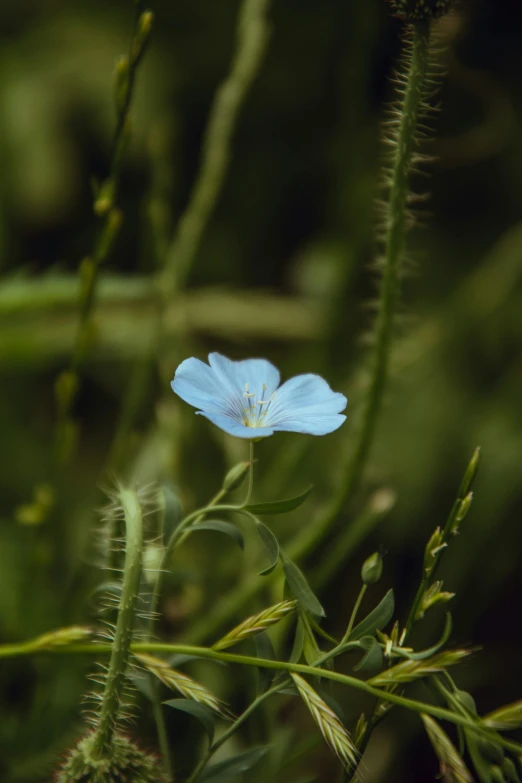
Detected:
[{"left": 242, "top": 383, "right": 276, "bottom": 427}]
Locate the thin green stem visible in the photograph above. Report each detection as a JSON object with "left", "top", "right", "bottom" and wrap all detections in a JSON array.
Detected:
[
  {"left": 160, "top": 0, "right": 271, "bottom": 297},
  {"left": 341, "top": 585, "right": 367, "bottom": 646},
  {"left": 7, "top": 639, "right": 522, "bottom": 757},
  {"left": 241, "top": 441, "right": 255, "bottom": 507},
  {"left": 90, "top": 488, "right": 143, "bottom": 757},
  {"left": 55, "top": 3, "right": 153, "bottom": 461}
]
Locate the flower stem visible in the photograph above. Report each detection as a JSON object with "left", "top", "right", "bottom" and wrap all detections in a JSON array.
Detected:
[
  {"left": 160, "top": 0, "right": 272, "bottom": 297},
  {"left": 241, "top": 441, "right": 256, "bottom": 507},
  {"left": 90, "top": 487, "right": 143, "bottom": 757}
]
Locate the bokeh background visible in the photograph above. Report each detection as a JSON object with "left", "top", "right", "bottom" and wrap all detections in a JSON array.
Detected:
[{"left": 1, "top": 0, "right": 522, "bottom": 781}]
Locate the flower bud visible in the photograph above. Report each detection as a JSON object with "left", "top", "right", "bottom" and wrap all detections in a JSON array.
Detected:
[
  {"left": 385, "top": 0, "right": 454, "bottom": 21},
  {"left": 423, "top": 527, "right": 446, "bottom": 572},
  {"left": 223, "top": 461, "right": 250, "bottom": 491},
  {"left": 458, "top": 446, "right": 481, "bottom": 498},
  {"left": 57, "top": 732, "right": 166, "bottom": 783},
  {"left": 361, "top": 552, "right": 383, "bottom": 585}
]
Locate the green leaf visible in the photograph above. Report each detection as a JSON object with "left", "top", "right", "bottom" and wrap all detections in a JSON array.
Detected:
[
  {"left": 163, "top": 699, "right": 215, "bottom": 745},
  {"left": 255, "top": 632, "right": 276, "bottom": 694},
  {"left": 282, "top": 556, "right": 325, "bottom": 618},
  {"left": 188, "top": 520, "right": 244, "bottom": 550},
  {"left": 160, "top": 483, "right": 183, "bottom": 544},
  {"left": 399, "top": 613, "right": 452, "bottom": 661},
  {"left": 255, "top": 521, "right": 279, "bottom": 575},
  {"left": 130, "top": 672, "right": 154, "bottom": 701},
  {"left": 353, "top": 636, "right": 383, "bottom": 672},
  {"left": 200, "top": 746, "right": 270, "bottom": 782},
  {"left": 246, "top": 486, "right": 312, "bottom": 515},
  {"left": 350, "top": 589, "right": 394, "bottom": 641},
  {"left": 289, "top": 616, "right": 305, "bottom": 663}
]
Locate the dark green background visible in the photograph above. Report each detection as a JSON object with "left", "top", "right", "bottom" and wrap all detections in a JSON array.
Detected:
[{"left": 1, "top": 1, "right": 522, "bottom": 781}]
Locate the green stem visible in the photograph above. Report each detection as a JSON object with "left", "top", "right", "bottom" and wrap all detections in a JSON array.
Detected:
[
  {"left": 55, "top": 4, "right": 153, "bottom": 458},
  {"left": 241, "top": 441, "right": 255, "bottom": 507},
  {"left": 90, "top": 488, "right": 143, "bottom": 757},
  {"left": 8, "top": 639, "right": 522, "bottom": 757},
  {"left": 160, "top": 0, "right": 271, "bottom": 297},
  {"left": 341, "top": 585, "right": 367, "bottom": 646},
  {"left": 285, "top": 20, "right": 432, "bottom": 564}
]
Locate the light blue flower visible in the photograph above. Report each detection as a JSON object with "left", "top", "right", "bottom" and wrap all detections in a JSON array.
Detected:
[{"left": 171, "top": 353, "right": 347, "bottom": 439}]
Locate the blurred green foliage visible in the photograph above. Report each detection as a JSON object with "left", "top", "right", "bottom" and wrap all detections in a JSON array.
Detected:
[{"left": 1, "top": 0, "right": 522, "bottom": 781}]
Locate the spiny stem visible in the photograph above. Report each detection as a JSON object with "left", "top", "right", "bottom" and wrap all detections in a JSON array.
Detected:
[
  {"left": 91, "top": 487, "right": 143, "bottom": 757},
  {"left": 160, "top": 0, "right": 272, "bottom": 298},
  {"left": 286, "top": 20, "right": 432, "bottom": 564}
]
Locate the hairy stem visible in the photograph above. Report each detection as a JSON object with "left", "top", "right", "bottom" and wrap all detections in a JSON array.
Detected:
[
  {"left": 91, "top": 488, "right": 143, "bottom": 757},
  {"left": 288, "top": 20, "right": 432, "bottom": 563}
]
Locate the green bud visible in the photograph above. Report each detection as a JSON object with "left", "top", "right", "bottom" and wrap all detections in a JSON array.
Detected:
[
  {"left": 423, "top": 527, "right": 446, "bottom": 572},
  {"left": 223, "top": 461, "right": 250, "bottom": 491},
  {"left": 114, "top": 55, "right": 130, "bottom": 113},
  {"left": 458, "top": 446, "right": 481, "bottom": 498},
  {"left": 94, "top": 178, "right": 116, "bottom": 216},
  {"left": 354, "top": 713, "right": 367, "bottom": 747},
  {"left": 502, "top": 758, "right": 521, "bottom": 783},
  {"left": 361, "top": 552, "right": 383, "bottom": 585},
  {"left": 385, "top": 0, "right": 454, "bottom": 21},
  {"left": 416, "top": 580, "right": 454, "bottom": 620},
  {"left": 131, "top": 11, "right": 154, "bottom": 63}
]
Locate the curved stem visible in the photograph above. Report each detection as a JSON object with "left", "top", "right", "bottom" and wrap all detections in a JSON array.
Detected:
[
  {"left": 160, "top": 0, "right": 272, "bottom": 297},
  {"left": 241, "top": 441, "right": 255, "bottom": 507},
  {"left": 12, "top": 639, "right": 522, "bottom": 757}
]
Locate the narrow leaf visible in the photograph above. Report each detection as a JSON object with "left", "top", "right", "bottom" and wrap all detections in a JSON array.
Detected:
[
  {"left": 255, "top": 520, "right": 280, "bottom": 575},
  {"left": 200, "top": 746, "right": 269, "bottom": 782},
  {"left": 290, "top": 615, "right": 305, "bottom": 663},
  {"left": 188, "top": 519, "right": 244, "bottom": 550},
  {"left": 349, "top": 590, "right": 394, "bottom": 641},
  {"left": 353, "top": 636, "right": 384, "bottom": 672},
  {"left": 164, "top": 699, "right": 215, "bottom": 744},
  {"left": 398, "top": 613, "right": 453, "bottom": 661},
  {"left": 283, "top": 557, "right": 325, "bottom": 617},
  {"left": 160, "top": 483, "right": 183, "bottom": 544},
  {"left": 255, "top": 632, "right": 276, "bottom": 694},
  {"left": 246, "top": 486, "right": 312, "bottom": 515}
]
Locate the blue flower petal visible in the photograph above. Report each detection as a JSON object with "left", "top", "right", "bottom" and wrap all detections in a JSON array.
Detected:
[
  {"left": 272, "top": 414, "right": 347, "bottom": 436},
  {"left": 197, "top": 411, "right": 274, "bottom": 439},
  {"left": 209, "top": 353, "right": 280, "bottom": 400},
  {"left": 171, "top": 357, "right": 238, "bottom": 417},
  {"left": 265, "top": 374, "right": 347, "bottom": 427}
]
